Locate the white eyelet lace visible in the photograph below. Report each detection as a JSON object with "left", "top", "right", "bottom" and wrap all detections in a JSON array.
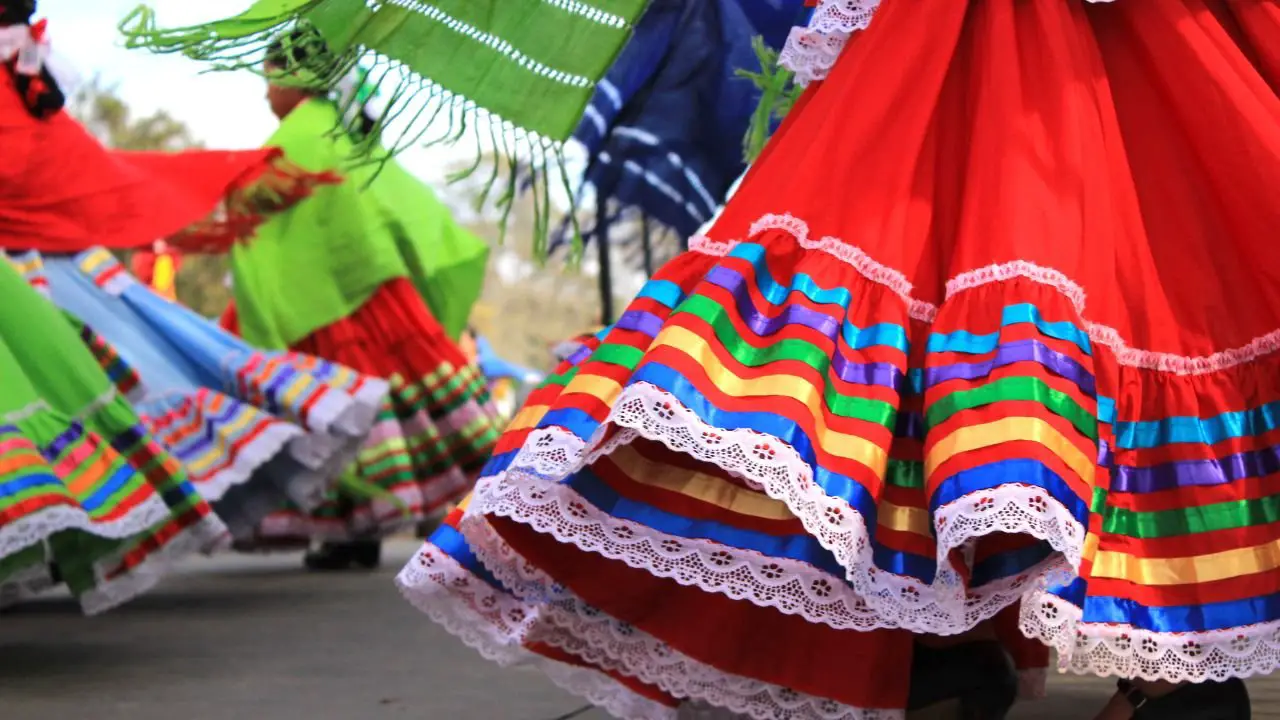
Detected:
[
  {"left": 401, "top": 518, "right": 906, "bottom": 720},
  {"left": 780, "top": 1, "right": 1121, "bottom": 88},
  {"left": 466, "top": 380, "right": 1084, "bottom": 636},
  {"left": 1021, "top": 591, "right": 1280, "bottom": 683}
]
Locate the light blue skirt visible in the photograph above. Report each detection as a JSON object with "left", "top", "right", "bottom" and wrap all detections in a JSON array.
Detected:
[{"left": 11, "top": 248, "right": 388, "bottom": 541}]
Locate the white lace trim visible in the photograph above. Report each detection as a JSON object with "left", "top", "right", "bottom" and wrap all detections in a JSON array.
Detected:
[
  {"left": 778, "top": 1, "right": 879, "bottom": 86},
  {"left": 395, "top": 543, "right": 678, "bottom": 720},
  {"left": 1020, "top": 590, "right": 1280, "bottom": 683},
  {"left": 80, "top": 514, "right": 230, "bottom": 616},
  {"left": 778, "top": 0, "right": 1119, "bottom": 88},
  {"left": 0, "top": 496, "right": 176, "bottom": 566},
  {"left": 696, "top": 212, "right": 1280, "bottom": 374},
  {"left": 688, "top": 234, "right": 737, "bottom": 258},
  {"left": 748, "top": 214, "right": 938, "bottom": 323},
  {"left": 539, "top": 600, "right": 902, "bottom": 720},
  {"left": 472, "top": 381, "right": 1081, "bottom": 634},
  {"left": 471, "top": 468, "right": 885, "bottom": 630},
  {"left": 458, "top": 518, "right": 905, "bottom": 720},
  {"left": 172, "top": 418, "right": 303, "bottom": 504}
]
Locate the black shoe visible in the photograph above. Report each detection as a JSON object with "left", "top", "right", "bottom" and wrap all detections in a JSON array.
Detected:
[
  {"left": 906, "top": 640, "right": 1018, "bottom": 720},
  {"left": 303, "top": 541, "right": 382, "bottom": 571},
  {"left": 1118, "top": 678, "right": 1250, "bottom": 720}
]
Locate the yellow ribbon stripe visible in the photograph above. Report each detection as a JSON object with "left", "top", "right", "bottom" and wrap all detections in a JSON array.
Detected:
[
  {"left": 649, "top": 325, "right": 889, "bottom": 475},
  {"left": 925, "top": 416, "right": 1095, "bottom": 486},
  {"left": 1092, "top": 542, "right": 1280, "bottom": 586}
]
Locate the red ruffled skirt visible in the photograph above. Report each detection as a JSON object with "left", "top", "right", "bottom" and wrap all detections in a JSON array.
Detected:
[
  {"left": 398, "top": 1, "right": 1280, "bottom": 717},
  {"left": 255, "top": 278, "right": 501, "bottom": 540}
]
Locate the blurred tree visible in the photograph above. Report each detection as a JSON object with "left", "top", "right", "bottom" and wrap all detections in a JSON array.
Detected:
[
  {"left": 71, "top": 77, "right": 204, "bottom": 151},
  {"left": 68, "top": 78, "right": 231, "bottom": 319}
]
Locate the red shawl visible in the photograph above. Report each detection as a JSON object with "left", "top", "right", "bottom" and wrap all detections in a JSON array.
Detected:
[{"left": 0, "top": 69, "right": 336, "bottom": 252}]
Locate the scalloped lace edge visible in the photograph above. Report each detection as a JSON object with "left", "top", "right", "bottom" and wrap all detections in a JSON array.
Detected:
[
  {"left": 0, "top": 496, "right": 176, "bottom": 564},
  {"left": 779, "top": 1, "right": 879, "bottom": 86},
  {"left": 690, "top": 212, "right": 1280, "bottom": 375},
  {"left": 395, "top": 549, "right": 678, "bottom": 720},
  {"left": 79, "top": 515, "right": 230, "bottom": 616},
  {"left": 1021, "top": 589, "right": 1280, "bottom": 682},
  {"left": 460, "top": 516, "right": 906, "bottom": 720},
  {"left": 403, "top": 521, "right": 904, "bottom": 720},
  {"left": 476, "top": 381, "right": 1083, "bottom": 635}
]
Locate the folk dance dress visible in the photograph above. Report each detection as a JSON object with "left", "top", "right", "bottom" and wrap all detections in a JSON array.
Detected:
[
  {"left": 219, "top": 99, "right": 501, "bottom": 543},
  {"left": 397, "top": 1, "right": 1280, "bottom": 717},
  {"left": 0, "top": 258, "right": 227, "bottom": 614},
  {"left": 11, "top": 250, "right": 387, "bottom": 543}
]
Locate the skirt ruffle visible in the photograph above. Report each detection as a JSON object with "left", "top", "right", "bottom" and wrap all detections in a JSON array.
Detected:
[
  {"left": 396, "top": 505, "right": 686, "bottom": 720},
  {"left": 0, "top": 258, "right": 227, "bottom": 614},
  {"left": 255, "top": 277, "right": 503, "bottom": 541},
  {"left": 398, "top": 1, "right": 1280, "bottom": 714},
  {"left": 17, "top": 249, "right": 387, "bottom": 544}
]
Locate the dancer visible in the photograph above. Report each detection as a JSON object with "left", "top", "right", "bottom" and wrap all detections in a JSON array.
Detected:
[
  {"left": 0, "top": 256, "right": 227, "bottom": 614},
  {"left": 405, "top": 1, "right": 1276, "bottom": 717},
  {"left": 0, "top": 3, "right": 393, "bottom": 598},
  {"left": 128, "top": 0, "right": 1280, "bottom": 716},
  {"left": 14, "top": 249, "right": 386, "bottom": 544},
  {"left": 215, "top": 29, "right": 500, "bottom": 570}
]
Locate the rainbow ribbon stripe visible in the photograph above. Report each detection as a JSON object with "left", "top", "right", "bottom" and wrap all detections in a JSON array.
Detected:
[{"left": 480, "top": 232, "right": 1280, "bottom": 636}]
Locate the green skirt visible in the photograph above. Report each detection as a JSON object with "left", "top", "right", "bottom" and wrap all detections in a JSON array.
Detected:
[{"left": 0, "top": 260, "right": 226, "bottom": 614}]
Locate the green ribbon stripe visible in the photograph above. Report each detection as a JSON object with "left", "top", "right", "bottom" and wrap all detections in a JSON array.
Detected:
[
  {"left": 926, "top": 375, "right": 1099, "bottom": 440},
  {"left": 1102, "top": 495, "right": 1280, "bottom": 539},
  {"left": 672, "top": 295, "right": 898, "bottom": 428}
]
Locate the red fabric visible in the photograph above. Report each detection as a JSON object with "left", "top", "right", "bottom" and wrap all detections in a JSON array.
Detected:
[
  {"left": 712, "top": 0, "right": 1280, "bottom": 356},
  {"left": 290, "top": 277, "right": 470, "bottom": 379},
  {"left": 0, "top": 70, "right": 336, "bottom": 252},
  {"left": 219, "top": 301, "right": 239, "bottom": 336},
  {"left": 468, "top": 2, "right": 1280, "bottom": 710},
  {"left": 129, "top": 245, "right": 182, "bottom": 287},
  {"left": 493, "top": 514, "right": 914, "bottom": 711}
]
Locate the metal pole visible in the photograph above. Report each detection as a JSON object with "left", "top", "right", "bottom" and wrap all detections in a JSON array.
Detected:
[
  {"left": 596, "top": 195, "right": 615, "bottom": 325},
  {"left": 640, "top": 213, "right": 654, "bottom": 277}
]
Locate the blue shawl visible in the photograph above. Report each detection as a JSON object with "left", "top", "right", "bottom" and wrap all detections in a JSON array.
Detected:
[{"left": 566, "top": 0, "right": 807, "bottom": 246}]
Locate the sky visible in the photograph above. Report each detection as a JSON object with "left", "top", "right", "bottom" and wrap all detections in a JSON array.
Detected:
[{"left": 44, "top": 0, "right": 473, "bottom": 184}]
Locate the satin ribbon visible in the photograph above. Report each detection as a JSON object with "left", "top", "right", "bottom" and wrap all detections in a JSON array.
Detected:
[{"left": 925, "top": 415, "right": 1096, "bottom": 486}]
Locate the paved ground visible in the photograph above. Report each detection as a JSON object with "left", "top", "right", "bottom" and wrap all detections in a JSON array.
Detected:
[{"left": 0, "top": 540, "right": 1272, "bottom": 720}]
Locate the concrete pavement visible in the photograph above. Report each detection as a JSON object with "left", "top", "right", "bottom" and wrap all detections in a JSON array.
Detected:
[{"left": 0, "top": 541, "right": 1269, "bottom": 720}]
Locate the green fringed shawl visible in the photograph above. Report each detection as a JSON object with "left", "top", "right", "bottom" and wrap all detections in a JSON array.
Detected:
[
  {"left": 230, "top": 99, "right": 489, "bottom": 349},
  {"left": 121, "top": 0, "right": 651, "bottom": 257}
]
